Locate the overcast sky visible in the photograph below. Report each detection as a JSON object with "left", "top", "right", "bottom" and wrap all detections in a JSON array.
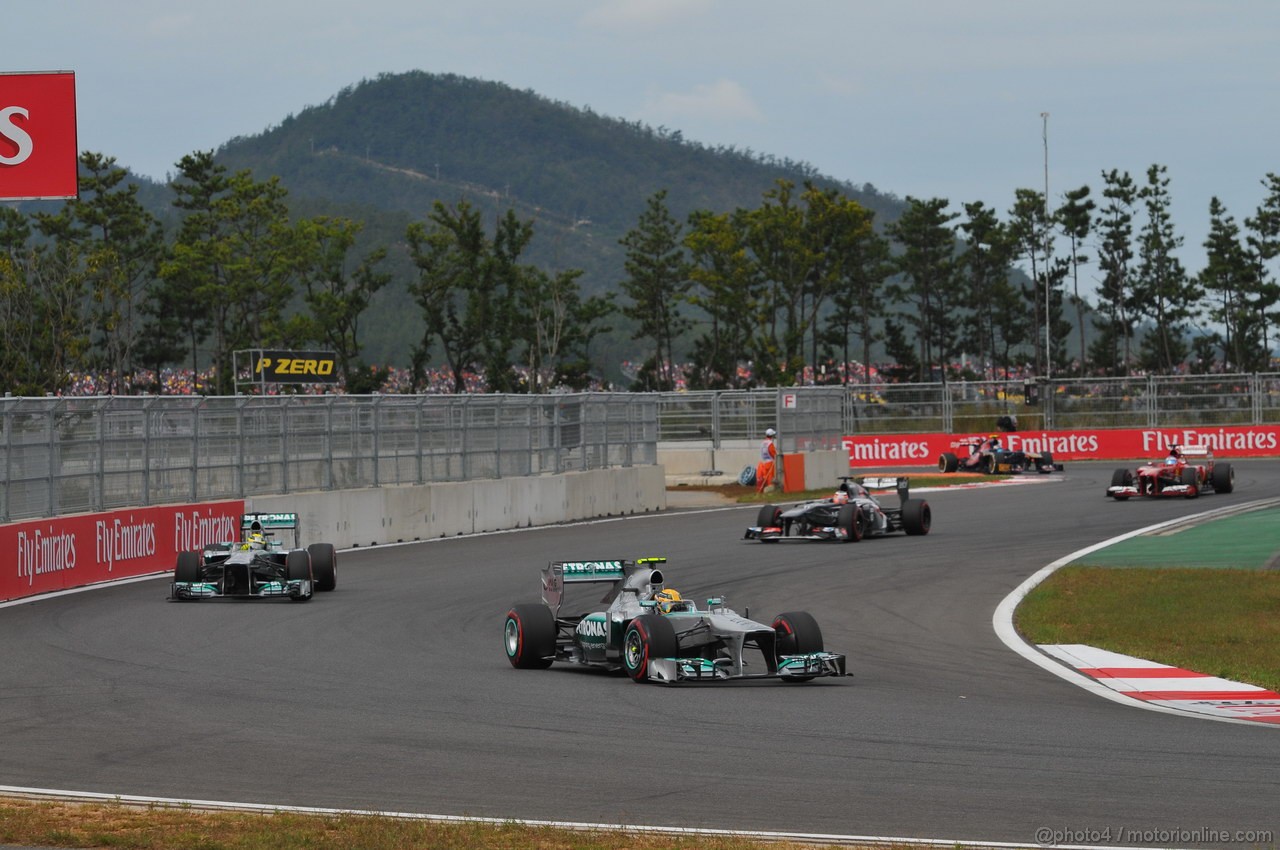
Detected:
[{"left": 7, "top": 1, "right": 1280, "bottom": 282}]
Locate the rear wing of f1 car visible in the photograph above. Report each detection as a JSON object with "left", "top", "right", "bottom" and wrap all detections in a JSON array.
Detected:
[
  {"left": 541, "top": 556, "right": 666, "bottom": 615},
  {"left": 850, "top": 475, "right": 911, "bottom": 502}
]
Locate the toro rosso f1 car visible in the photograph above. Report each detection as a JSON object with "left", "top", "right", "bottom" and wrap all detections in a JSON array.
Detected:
[
  {"left": 938, "top": 434, "right": 1061, "bottom": 474},
  {"left": 1106, "top": 444, "right": 1234, "bottom": 500},
  {"left": 744, "top": 477, "right": 931, "bottom": 542},
  {"left": 170, "top": 512, "right": 337, "bottom": 601},
  {"left": 503, "top": 557, "right": 847, "bottom": 684}
]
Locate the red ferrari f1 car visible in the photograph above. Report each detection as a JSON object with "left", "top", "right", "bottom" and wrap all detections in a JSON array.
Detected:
[{"left": 1105, "top": 444, "right": 1234, "bottom": 500}]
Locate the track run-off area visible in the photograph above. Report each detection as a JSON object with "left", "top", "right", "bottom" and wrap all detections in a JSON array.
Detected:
[{"left": 3, "top": 461, "right": 1280, "bottom": 847}]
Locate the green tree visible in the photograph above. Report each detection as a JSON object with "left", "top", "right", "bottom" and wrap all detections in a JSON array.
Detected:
[
  {"left": 957, "top": 201, "right": 1020, "bottom": 379},
  {"left": 1057, "top": 185, "right": 1095, "bottom": 373},
  {"left": 1244, "top": 172, "right": 1280, "bottom": 363},
  {"left": 821, "top": 202, "right": 890, "bottom": 385},
  {"left": 407, "top": 200, "right": 533, "bottom": 393},
  {"left": 1134, "top": 164, "right": 1198, "bottom": 372},
  {"left": 886, "top": 196, "right": 959, "bottom": 381},
  {"left": 1201, "top": 198, "right": 1263, "bottom": 370},
  {"left": 618, "top": 190, "right": 690, "bottom": 390},
  {"left": 33, "top": 153, "right": 165, "bottom": 392},
  {"left": 160, "top": 151, "right": 305, "bottom": 394},
  {"left": 683, "top": 209, "right": 759, "bottom": 389},
  {"left": 293, "top": 216, "right": 391, "bottom": 390},
  {"left": 1092, "top": 169, "right": 1138, "bottom": 374}
]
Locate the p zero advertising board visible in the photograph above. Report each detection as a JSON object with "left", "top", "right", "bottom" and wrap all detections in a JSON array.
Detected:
[
  {"left": 251, "top": 350, "right": 340, "bottom": 384},
  {"left": 0, "top": 71, "right": 78, "bottom": 201},
  {"left": 843, "top": 425, "right": 1280, "bottom": 469},
  {"left": 0, "top": 500, "right": 244, "bottom": 603}
]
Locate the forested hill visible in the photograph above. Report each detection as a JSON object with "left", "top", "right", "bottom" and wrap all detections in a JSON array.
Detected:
[{"left": 196, "top": 71, "right": 905, "bottom": 366}]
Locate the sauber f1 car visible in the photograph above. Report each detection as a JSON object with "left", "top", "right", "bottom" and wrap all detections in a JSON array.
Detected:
[
  {"left": 503, "top": 557, "right": 847, "bottom": 684},
  {"left": 170, "top": 512, "right": 337, "bottom": 601},
  {"left": 744, "top": 477, "right": 931, "bottom": 543},
  {"left": 1106, "top": 444, "right": 1234, "bottom": 500}
]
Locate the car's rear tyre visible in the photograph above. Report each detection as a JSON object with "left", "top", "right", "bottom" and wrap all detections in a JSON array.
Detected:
[
  {"left": 938, "top": 452, "right": 959, "bottom": 473},
  {"left": 623, "top": 614, "right": 678, "bottom": 683},
  {"left": 901, "top": 499, "right": 931, "bottom": 535},
  {"left": 308, "top": 543, "right": 337, "bottom": 591},
  {"left": 504, "top": 603, "right": 556, "bottom": 669},
  {"left": 285, "top": 550, "right": 313, "bottom": 601},
  {"left": 175, "top": 551, "right": 201, "bottom": 584},
  {"left": 773, "top": 611, "right": 824, "bottom": 683},
  {"left": 837, "top": 503, "right": 865, "bottom": 542},
  {"left": 1212, "top": 462, "right": 1234, "bottom": 493},
  {"left": 1039, "top": 451, "right": 1054, "bottom": 473}
]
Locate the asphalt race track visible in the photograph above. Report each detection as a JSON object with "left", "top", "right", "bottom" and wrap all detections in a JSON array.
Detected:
[{"left": 3, "top": 461, "right": 1280, "bottom": 846}]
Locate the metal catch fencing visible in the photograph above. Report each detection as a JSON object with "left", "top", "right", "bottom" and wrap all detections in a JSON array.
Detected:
[
  {"left": 0, "top": 393, "right": 657, "bottom": 523},
  {"left": 653, "top": 373, "right": 1280, "bottom": 448}
]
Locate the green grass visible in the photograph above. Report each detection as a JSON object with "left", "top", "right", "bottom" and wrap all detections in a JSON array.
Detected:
[
  {"left": 1016, "top": 566, "right": 1280, "bottom": 692},
  {"left": 0, "top": 799, "right": 917, "bottom": 850}
]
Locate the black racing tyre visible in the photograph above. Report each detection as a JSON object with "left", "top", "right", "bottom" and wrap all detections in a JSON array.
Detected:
[
  {"left": 938, "top": 452, "right": 959, "bottom": 473},
  {"left": 773, "top": 611, "right": 824, "bottom": 683},
  {"left": 1110, "top": 468, "right": 1130, "bottom": 487},
  {"left": 175, "top": 551, "right": 201, "bottom": 584},
  {"left": 307, "top": 543, "right": 338, "bottom": 591},
  {"left": 622, "top": 614, "right": 678, "bottom": 683},
  {"left": 837, "top": 503, "right": 865, "bottom": 542},
  {"left": 285, "top": 550, "right": 313, "bottom": 601},
  {"left": 504, "top": 603, "right": 556, "bottom": 669},
  {"left": 1212, "top": 462, "right": 1234, "bottom": 494},
  {"left": 982, "top": 453, "right": 997, "bottom": 475},
  {"left": 773, "top": 610, "right": 824, "bottom": 655},
  {"left": 1180, "top": 467, "right": 1199, "bottom": 497},
  {"left": 901, "top": 498, "right": 931, "bottom": 535},
  {"left": 756, "top": 504, "right": 782, "bottom": 530},
  {"left": 1039, "top": 451, "right": 1054, "bottom": 473}
]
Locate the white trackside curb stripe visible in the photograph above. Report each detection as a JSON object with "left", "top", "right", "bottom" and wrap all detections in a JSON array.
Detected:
[{"left": 992, "top": 497, "right": 1280, "bottom": 728}]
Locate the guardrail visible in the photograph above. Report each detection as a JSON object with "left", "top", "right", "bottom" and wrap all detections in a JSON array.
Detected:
[{"left": 0, "top": 393, "right": 657, "bottom": 523}]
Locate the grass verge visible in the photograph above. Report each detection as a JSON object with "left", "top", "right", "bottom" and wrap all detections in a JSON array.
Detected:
[
  {"left": 0, "top": 798, "right": 905, "bottom": 850},
  {"left": 1016, "top": 565, "right": 1280, "bottom": 692}
]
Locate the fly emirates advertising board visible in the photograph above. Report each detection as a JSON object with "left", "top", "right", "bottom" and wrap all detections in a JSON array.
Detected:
[{"left": 0, "top": 70, "right": 78, "bottom": 201}]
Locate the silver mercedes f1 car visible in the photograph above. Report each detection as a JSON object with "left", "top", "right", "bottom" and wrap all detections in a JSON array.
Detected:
[
  {"left": 169, "top": 512, "right": 337, "bottom": 602},
  {"left": 503, "top": 557, "right": 847, "bottom": 684}
]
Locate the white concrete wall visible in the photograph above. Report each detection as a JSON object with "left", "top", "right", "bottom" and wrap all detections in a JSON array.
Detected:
[
  {"left": 658, "top": 445, "right": 850, "bottom": 490},
  {"left": 248, "top": 465, "right": 667, "bottom": 548}
]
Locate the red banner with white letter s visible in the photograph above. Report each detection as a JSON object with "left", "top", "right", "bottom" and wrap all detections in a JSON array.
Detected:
[
  {"left": 0, "top": 71, "right": 78, "bottom": 201},
  {"left": 844, "top": 425, "right": 1280, "bottom": 468},
  {"left": 0, "top": 500, "right": 244, "bottom": 603}
]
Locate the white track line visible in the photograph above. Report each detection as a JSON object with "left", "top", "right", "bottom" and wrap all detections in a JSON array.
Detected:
[{"left": 992, "top": 497, "right": 1280, "bottom": 728}]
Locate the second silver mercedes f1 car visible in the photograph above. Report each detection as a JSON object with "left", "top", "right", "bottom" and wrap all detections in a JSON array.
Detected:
[{"left": 503, "top": 557, "right": 847, "bottom": 684}]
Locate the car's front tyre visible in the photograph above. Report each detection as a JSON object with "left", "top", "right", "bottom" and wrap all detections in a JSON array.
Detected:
[
  {"left": 623, "top": 614, "right": 678, "bottom": 683},
  {"left": 308, "top": 543, "right": 337, "bottom": 591}
]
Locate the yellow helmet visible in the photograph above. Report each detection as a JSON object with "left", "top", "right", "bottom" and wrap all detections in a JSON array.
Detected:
[{"left": 653, "top": 588, "right": 683, "bottom": 614}]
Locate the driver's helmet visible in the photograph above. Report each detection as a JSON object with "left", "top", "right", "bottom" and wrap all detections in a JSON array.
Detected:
[
  {"left": 832, "top": 490, "right": 850, "bottom": 505},
  {"left": 989, "top": 434, "right": 1001, "bottom": 447},
  {"left": 243, "top": 532, "right": 266, "bottom": 550},
  {"left": 653, "top": 588, "right": 684, "bottom": 614},
  {"left": 1165, "top": 455, "right": 1179, "bottom": 465}
]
